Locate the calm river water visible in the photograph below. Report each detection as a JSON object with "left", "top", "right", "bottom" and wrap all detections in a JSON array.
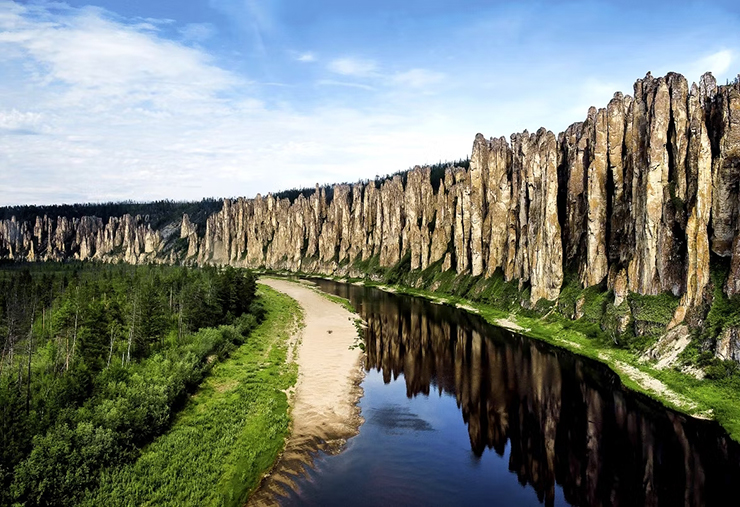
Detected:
[{"left": 278, "top": 281, "right": 740, "bottom": 507}]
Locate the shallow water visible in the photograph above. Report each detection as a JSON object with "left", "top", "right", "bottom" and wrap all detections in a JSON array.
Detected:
[{"left": 278, "top": 281, "right": 740, "bottom": 507}]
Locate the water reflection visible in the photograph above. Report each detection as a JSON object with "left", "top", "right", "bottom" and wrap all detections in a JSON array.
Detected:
[{"left": 316, "top": 280, "right": 740, "bottom": 507}]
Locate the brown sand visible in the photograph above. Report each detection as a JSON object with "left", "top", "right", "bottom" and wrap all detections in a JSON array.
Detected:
[{"left": 248, "top": 278, "right": 365, "bottom": 506}]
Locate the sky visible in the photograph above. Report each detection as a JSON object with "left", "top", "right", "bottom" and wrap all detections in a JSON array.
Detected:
[{"left": 1, "top": 0, "right": 739, "bottom": 206}]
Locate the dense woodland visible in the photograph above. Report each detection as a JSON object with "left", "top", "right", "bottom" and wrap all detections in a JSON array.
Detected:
[
  {"left": 0, "top": 262, "right": 261, "bottom": 506},
  {"left": 0, "top": 199, "right": 224, "bottom": 230}
]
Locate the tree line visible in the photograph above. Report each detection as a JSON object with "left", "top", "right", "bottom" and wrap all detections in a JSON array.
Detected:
[
  {"left": 271, "top": 158, "right": 471, "bottom": 206},
  {"left": 0, "top": 262, "right": 262, "bottom": 506},
  {"left": 0, "top": 198, "right": 224, "bottom": 230}
]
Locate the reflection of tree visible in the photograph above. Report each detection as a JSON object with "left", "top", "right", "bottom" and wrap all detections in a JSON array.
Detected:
[{"left": 320, "top": 281, "right": 740, "bottom": 507}]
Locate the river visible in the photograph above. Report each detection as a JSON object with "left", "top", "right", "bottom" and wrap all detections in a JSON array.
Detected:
[{"left": 277, "top": 281, "right": 740, "bottom": 507}]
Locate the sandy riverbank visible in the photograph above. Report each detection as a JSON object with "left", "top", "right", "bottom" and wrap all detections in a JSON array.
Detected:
[{"left": 248, "top": 278, "right": 365, "bottom": 505}]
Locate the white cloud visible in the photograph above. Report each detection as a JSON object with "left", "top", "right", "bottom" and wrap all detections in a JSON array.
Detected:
[
  {"left": 392, "top": 68, "right": 446, "bottom": 89},
  {"left": 295, "top": 51, "right": 316, "bottom": 62},
  {"left": 686, "top": 49, "right": 735, "bottom": 82},
  {"left": 0, "top": 109, "right": 45, "bottom": 132},
  {"left": 0, "top": 3, "right": 471, "bottom": 206},
  {"left": 0, "top": 7, "right": 237, "bottom": 111},
  {"left": 179, "top": 22, "right": 216, "bottom": 42},
  {"left": 316, "top": 79, "right": 375, "bottom": 91},
  {"left": 327, "top": 57, "right": 378, "bottom": 77}
]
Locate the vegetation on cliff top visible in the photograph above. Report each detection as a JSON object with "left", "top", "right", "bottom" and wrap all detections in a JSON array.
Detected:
[
  {"left": 0, "top": 198, "right": 223, "bottom": 230},
  {"left": 271, "top": 158, "right": 470, "bottom": 205}
]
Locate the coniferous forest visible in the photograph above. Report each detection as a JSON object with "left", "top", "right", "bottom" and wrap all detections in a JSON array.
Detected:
[{"left": 0, "top": 262, "right": 262, "bottom": 506}]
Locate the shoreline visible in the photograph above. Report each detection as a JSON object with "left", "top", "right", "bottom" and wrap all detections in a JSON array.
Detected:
[
  {"left": 258, "top": 271, "right": 740, "bottom": 441},
  {"left": 364, "top": 282, "right": 730, "bottom": 429},
  {"left": 248, "top": 278, "right": 365, "bottom": 505}
]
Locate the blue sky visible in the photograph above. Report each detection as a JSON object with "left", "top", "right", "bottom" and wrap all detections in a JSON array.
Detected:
[{"left": 1, "top": 0, "right": 739, "bottom": 205}]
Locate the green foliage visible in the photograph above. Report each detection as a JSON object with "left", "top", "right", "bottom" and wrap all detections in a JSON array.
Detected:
[
  {"left": 705, "top": 359, "right": 740, "bottom": 381},
  {"left": 384, "top": 251, "right": 412, "bottom": 285},
  {"left": 458, "top": 269, "right": 520, "bottom": 310},
  {"left": 555, "top": 272, "right": 610, "bottom": 323},
  {"left": 0, "top": 262, "right": 262, "bottom": 506},
  {"left": 352, "top": 255, "right": 383, "bottom": 277},
  {"left": 627, "top": 292, "right": 680, "bottom": 327},
  {"left": 81, "top": 286, "right": 300, "bottom": 507},
  {"left": 12, "top": 422, "right": 118, "bottom": 506},
  {"left": 0, "top": 198, "right": 223, "bottom": 231},
  {"left": 578, "top": 284, "right": 610, "bottom": 322},
  {"left": 272, "top": 184, "right": 335, "bottom": 205},
  {"left": 700, "top": 262, "right": 740, "bottom": 345}
]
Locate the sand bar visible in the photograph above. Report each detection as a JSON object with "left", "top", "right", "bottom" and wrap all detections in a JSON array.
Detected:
[{"left": 248, "top": 278, "right": 364, "bottom": 505}]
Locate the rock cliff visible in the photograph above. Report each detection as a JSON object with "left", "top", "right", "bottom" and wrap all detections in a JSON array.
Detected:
[
  {"left": 0, "top": 213, "right": 174, "bottom": 265},
  {"left": 2, "top": 71, "right": 740, "bottom": 315}
]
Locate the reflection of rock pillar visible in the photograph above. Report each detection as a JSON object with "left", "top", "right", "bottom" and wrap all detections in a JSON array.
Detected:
[
  {"left": 454, "top": 326, "right": 466, "bottom": 407},
  {"left": 668, "top": 413, "right": 705, "bottom": 506},
  {"left": 466, "top": 329, "right": 484, "bottom": 453},
  {"left": 641, "top": 418, "right": 657, "bottom": 506},
  {"left": 585, "top": 387, "right": 603, "bottom": 507},
  {"left": 470, "top": 330, "right": 482, "bottom": 414},
  {"left": 404, "top": 310, "right": 418, "bottom": 396},
  {"left": 486, "top": 345, "right": 509, "bottom": 455}
]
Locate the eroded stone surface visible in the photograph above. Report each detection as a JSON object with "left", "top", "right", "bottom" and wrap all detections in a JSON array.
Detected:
[{"left": 4, "top": 72, "right": 740, "bottom": 315}]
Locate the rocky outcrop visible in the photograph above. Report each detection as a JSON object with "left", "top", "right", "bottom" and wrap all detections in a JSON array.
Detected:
[
  {"left": 2, "top": 71, "right": 740, "bottom": 312},
  {"left": 0, "top": 213, "right": 170, "bottom": 264},
  {"left": 717, "top": 327, "right": 740, "bottom": 363}
]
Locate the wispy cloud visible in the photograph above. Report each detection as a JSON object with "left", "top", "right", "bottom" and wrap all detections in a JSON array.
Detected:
[
  {"left": 327, "top": 57, "right": 378, "bottom": 77},
  {"left": 317, "top": 79, "right": 375, "bottom": 90},
  {"left": 0, "top": 6, "right": 237, "bottom": 109},
  {"left": 209, "top": 0, "right": 277, "bottom": 58},
  {"left": 0, "top": 2, "right": 471, "bottom": 205},
  {"left": 179, "top": 22, "right": 216, "bottom": 42},
  {"left": 686, "top": 49, "right": 735, "bottom": 81},
  {"left": 392, "top": 69, "right": 446, "bottom": 89},
  {"left": 295, "top": 51, "right": 316, "bottom": 62}
]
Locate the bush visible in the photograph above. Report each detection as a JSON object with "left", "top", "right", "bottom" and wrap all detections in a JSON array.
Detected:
[
  {"left": 12, "top": 422, "right": 118, "bottom": 506},
  {"left": 705, "top": 359, "right": 740, "bottom": 380}
]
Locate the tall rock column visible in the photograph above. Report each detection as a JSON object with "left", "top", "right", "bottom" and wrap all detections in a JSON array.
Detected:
[
  {"left": 580, "top": 107, "right": 609, "bottom": 287},
  {"left": 607, "top": 92, "right": 629, "bottom": 266},
  {"left": 452, "top": 169, "right": 472, "bottom": 274},
  {"left": 469, "top": 135, "right": 487, "bottom": 276},
  {"left": 674, "top": 83, "right": 713, "bottom": 322},
  {"left": 717, "top": 78, "right": 740, "bottom": 294},
  {"left": 512, "top": 129, "right": 563, "bottom": 303},
  {"left": 628, "top": 75, "right": 670, "bottom": 295},
  {"left": 484, "top": 137, "right": 513, "bottom": 277}
]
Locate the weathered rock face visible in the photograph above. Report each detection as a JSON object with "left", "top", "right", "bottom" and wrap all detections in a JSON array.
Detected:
[
  {"left": 559, "top": 72, "right": 734, "bottom": 313},
  {"left": 717, "top": 327, "right": 740, "bottom": 363},
  {"left": 0, "top": 213, "right": 168, "bottom": 264},
  {"left": 3, "top": 71, "right": 740, "bottom": 312}
]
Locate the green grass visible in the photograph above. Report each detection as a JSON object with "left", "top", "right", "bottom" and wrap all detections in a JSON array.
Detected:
[
  {"left": 316, "top": 291, "right": 356, "bottom": 313},
  {"left": 82, "top": 285, "right": 301, "bottom": 507}
]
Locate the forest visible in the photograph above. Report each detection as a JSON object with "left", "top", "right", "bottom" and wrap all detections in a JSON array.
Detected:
[
  {"left": 0, "top": 198, "right": 224, "bottom": 230},
  {"left": 0, "top": 261, "right": 262, "bottom": 506}
]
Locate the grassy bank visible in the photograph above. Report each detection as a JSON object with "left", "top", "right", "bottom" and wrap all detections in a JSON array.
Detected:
[{"left": 82, "top": 284, "right": 302, "bottom": 507}]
